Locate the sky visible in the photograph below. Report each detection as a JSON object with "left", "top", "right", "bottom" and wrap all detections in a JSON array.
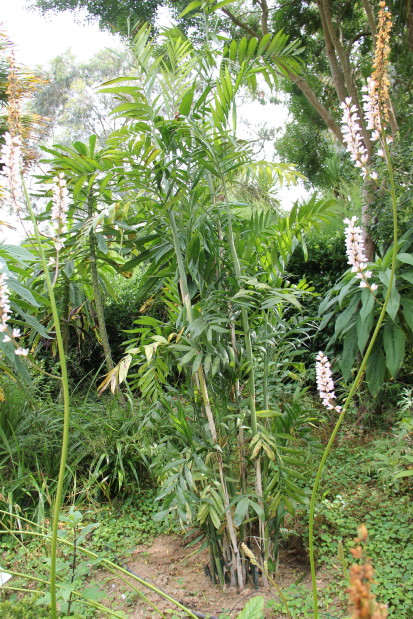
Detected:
[{"left": 1, "top": 0, "right": 122, "bottom": 66}]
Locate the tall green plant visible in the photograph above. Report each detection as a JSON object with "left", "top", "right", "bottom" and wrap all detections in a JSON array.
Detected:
[{"left": 97, "top": 24, "right": 336, "bottom": 588}]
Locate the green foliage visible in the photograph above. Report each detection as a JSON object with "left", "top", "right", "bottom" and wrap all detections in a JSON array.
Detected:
[
  {"left": 320, "top": 233, "right": 413, "bottom": 397},
  {"left": 30, "top": 49, "right": 134, "bottom": 146},
  {"left": 0, "top": 599, "right": 74, "bottom": 618},
  {"left": 267, "top": 583, "right": 315, "bottom": 617},
  {"left": 313, "top": 436, "right": 413, "bottom": 618},
  {"left": 0, "top": 495, "right": 178, "bottom": 617},
  {"left": 91, "top": 490, "right": 176, "bottom": 555},
  {"left": 0, "top": 387, "right": 153, "bottom": 523}
]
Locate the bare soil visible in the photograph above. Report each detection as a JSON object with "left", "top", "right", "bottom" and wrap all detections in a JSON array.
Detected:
[{"left": 99, "top": 533, "right": 314, "bottom": 618}]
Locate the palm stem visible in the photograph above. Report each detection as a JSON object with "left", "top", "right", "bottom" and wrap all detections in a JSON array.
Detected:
[{"left": 168, "top": 208, "right": 244, "bottom": 589}]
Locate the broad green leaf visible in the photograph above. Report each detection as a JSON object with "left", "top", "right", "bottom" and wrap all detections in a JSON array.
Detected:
[
  {"left": 393, "top": 469, "right": 413, "bottom": 479},
  {"left": 378, "top": 268, "right": 391, "bottom": 287},
  {"left": 397, "top": 252, "right": 413, "bottom": 266},
  {"left": 356, "top": 309, "right": 374, "bottom": 354},
  {"left": 8, "top": 278, "right": 40, "bottom": 307},
  {"left": 335, "top": 295, "right": 359, "bottom": 337},
  {"left": 0, "top": 244, "right": 36, "bottom": 263},
  {"left": 359, "top": 288, "right": 374, "bottom": 323},
  {"left": 365, "top": 342, "right": 386, "bottom": 396},
  {"left": 400, "top": 271, "right": 413, "bottom": 285},
  {"left": 256, "top": 409, "right": 282, "bottom": 418},
  {"left": 179, "top": 87, "right": 195, "bottom": 116},
  {"left": 402, "top": 297, "right": 413, "bottom": 331},
  {"left": 383, "top": 321, "right": 405, "bottom": 378},
  {"left": 192, "top": 351, "right": 203, "bottom": 375},
  {"left": 212, "top": 0, "right": 237, "bottom": 11},
  {"left": 95, "top": 233, "right": 108, "bottom": 254},
  {"left": 178, "top": 348, "right": 197, "bottom": 367},
  {"left": 82, "top": 585, "right": 106, "bottom": 602},
  {"left": 234, "top": 497, "right": 249, "bottom": 527},
  {"left": 236, "top": 596, "right": 265, "bottom": 619},
  {"left": 180, "top": 1, "right": 202, "bottom": 17},
  {"left": 19, "top": 310, "right": 52, "bottom": 339},
  {"left": 209, "top": 506, "right": 221, "bottom": 529},
  {"left": 64, "top": 260, "right": 75, "bottom": 279},
  {"left": 257, "top": 33, "right": 271, "bottom": 56},
  {"left": 282, "top": 495, "right": 295, "bottom": 516},
  {"left": 249, "top": 499, "right": 264, "bottom": 520},
  {"left": 386, "top": 281, "right": 400, "bottom": 321}
]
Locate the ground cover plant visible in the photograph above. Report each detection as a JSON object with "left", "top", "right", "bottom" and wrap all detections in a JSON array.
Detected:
[{"left": 0, "top": 0, "right": 412, "bottom": 617}]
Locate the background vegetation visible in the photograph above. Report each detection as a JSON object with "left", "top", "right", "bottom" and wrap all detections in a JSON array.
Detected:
[{"left": 0, "top": 0, "right": 412, "bottom": 617}]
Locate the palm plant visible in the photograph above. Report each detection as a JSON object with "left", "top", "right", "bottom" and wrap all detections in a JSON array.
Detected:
[{"left": 96, "top": 23, "right": 337, "bottom": 587}]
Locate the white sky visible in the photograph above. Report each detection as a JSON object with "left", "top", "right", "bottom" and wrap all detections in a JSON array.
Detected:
[{"left": 1, "top": 0, "right": 122, "bottom": 66}]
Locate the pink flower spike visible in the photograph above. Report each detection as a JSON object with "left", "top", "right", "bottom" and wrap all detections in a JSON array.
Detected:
[
  {"left": 344, "top": 217, "right": 377, "bottom": 291},
  {"left": 51, "top": 173, "right": 69, "bottom": 252},
  {"left": 316, "top": 352, "right": 342, "bottom": 413},
  {"left": 0, "top": 132, "right": 25, "bottom": 213}
]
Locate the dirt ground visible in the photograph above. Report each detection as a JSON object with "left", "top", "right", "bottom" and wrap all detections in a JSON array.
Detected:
[{"left": 100, "top": 533, "right": 314, "bottom": 618}]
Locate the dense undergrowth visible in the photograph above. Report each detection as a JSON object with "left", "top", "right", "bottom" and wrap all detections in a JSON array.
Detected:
[{"left": 1, "top": 384, "right": 411, "bottom": 617}]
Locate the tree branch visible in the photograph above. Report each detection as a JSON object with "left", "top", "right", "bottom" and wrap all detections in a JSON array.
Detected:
[
  {"left": 258, "top": 0, "right": 269, "bottom": 35},
  {"left": 346, "top": 31, "right": 371, "bottom": 53},
  {"left": 319, "top": 0, "right": 373, "bottom": 158},
  {"left": 361, "top": 0, "right": 377, "bottom": 38},
  {"left": 317, "top": 0, "right": 346, "bottom": 102},
  {"left": 286, "top": 69, "right": 344, "bottom": 143},
  {"left": 221, "top": 7, "right": 259, "bottom": 38},
  {"left": 221, "top": 1, "right": 344, "bottom": 144}
]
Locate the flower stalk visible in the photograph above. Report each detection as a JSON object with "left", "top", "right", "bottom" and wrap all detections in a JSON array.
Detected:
[
  {"left": 22, "top": 178, "right": 71, "bottom": 619},
  {"left": 309, "top": 122, "right": 398, "bottom": 619},
  {"left": 310, "top": 6, "right": 398, "bottom": 611}
]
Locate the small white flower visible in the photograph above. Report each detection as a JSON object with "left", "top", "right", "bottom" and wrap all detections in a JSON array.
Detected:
[
  {"left": 0, "top": 271, "right": 12, "bottom": 332},
  {"left": 12, "top": 328, "right": 21, "bottom": 338},
  {"left": 15, "top": 347, "right": 29, "bottom": 357},
  {"left": 3, "top": 335, "right": 11, "bottom": 343},
  {"left": 340, "top": 97, "right": 377, "bottom": 181}
]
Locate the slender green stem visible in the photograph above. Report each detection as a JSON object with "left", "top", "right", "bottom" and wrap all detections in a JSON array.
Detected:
[
  {"left": 309, "top": 140, "right": 398, "bottom": 618},
  {"left": 4, "top": 529, "right": 199, "bottom": 618},
  {"left": 23, "top": 181, "right": 71, "bottom": 619}
]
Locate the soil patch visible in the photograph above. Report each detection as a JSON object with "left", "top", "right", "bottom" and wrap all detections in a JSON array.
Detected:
[{"left": 101, "top": 534, "right": 312, "bottom": 618}]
